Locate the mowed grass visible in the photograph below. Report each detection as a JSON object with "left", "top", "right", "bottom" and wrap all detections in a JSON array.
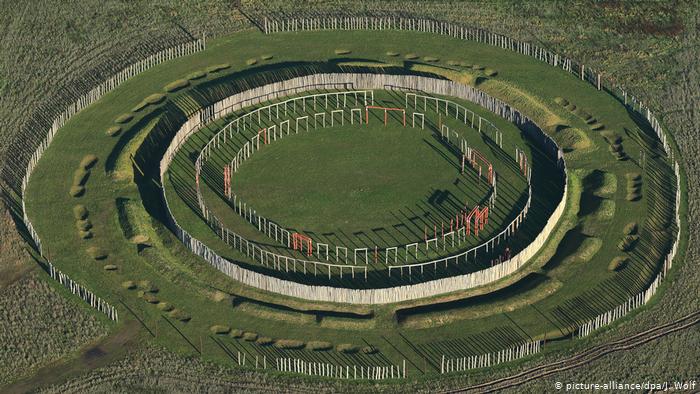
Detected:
[{"left": 21, "top": 28, "right": 677, "bottom": 378}]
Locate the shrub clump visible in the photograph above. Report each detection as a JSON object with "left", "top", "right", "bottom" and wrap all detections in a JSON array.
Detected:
[
  {"left": 306, "top": 341, "right": 333, "bottom": 351},
  {"left": 255, "top": 337, "right": 274, "bottom": 346},
  {"left": 73, "top": 204, "right": 88, "bottom": 220},
  {"left": 115, "top": 114, "right": 133, "bottom": 124},
  {"left": 186, "top": 70, "right": 207, "bottom": 80},
  {"left": 230, "top": 329, "right": 244, "bottom": 338},
  {"left": 334, "top": 49, "right": 351, "bottom": 55},
  {"left": 608, "top": 256, "right": 628, "bottom": 271},
  {"left": 624, "top": 222, "right": 638, "bottom": 235},
  {"left": 164, "top": 79, "right": 190, "bottom": 93},
  {"left": 206, "top": 63, "right": 230, "bottom": 73},
  {"left": 245, "top": 58, "right": 258, "bottom": 66},
  {"left": 69, "top": 185, "right": 85, "bottom": 197},
  {"left": 336, "top": 343, "right": 359, "bottom": 353},
  {"left": 86, "top": 246, "right": 107, "bottom": 260},
  {"left": 242, "top": 332, "right": 258, "bottom": 341},
  {"left": 80, "top": 154, "right": 98, "bottom": 170},
  {"left": 209, "top": 325, "right": 231, "bottom": 335},
  {"left": 274, "top": 339, "right": 305, "bottom": 349},
  {"left": 106, "top": 126, "right": 121, "bottom": 137}
]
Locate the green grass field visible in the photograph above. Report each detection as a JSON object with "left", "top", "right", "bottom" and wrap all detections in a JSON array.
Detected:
[{"left": 20, "top": 26, "right": 677, "bottom": 381}]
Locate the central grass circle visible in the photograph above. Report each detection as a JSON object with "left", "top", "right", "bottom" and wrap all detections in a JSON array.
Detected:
[{"left": 233, "top": 124, "right": 488, "bottom": 234}]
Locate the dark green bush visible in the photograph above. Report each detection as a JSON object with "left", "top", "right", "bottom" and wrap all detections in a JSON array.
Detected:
[{"left": 163, "top": 79, "right": 190, "bottom": 92}]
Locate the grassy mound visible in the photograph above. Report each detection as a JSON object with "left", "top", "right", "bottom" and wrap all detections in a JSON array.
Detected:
[
  {"left": 86, "top": 246, "right": 107, "bottom": 260},
  {"left": 114, "top": 114, "right": 133, "bottom": 124},
  {"left": 245, "top": 58, "right": 257, "bottom": 66},
  {"left": 361, "top": 345, "right": 378, "bottom": 354},
  {"left": 103, "top": 264, "right": 118, "bottom": 271},
  {"left": 336, "top": 343, "right": 359, "bottom": 353},
  {"left": 590, "top": 122, "right": 605, "bottom": 131},
  {"left": 554, "top": 97, "right": 569, "bottom": 106},
  {"left": 274, "top": 339, "right": 305, "bottom": 349},
  {"left": 334, "top": 49, "right": 351, "bottom": 55},
  {"left": 471, "top": 64, "right": 485, "bottom": 70},
  {"left": 617, "top": 235, "right": 639, "bottom": 251},
  {"left": 69, "top": 185, "right": 85, "bottom": 197},
  {"left": 72, "top": 168, "right": 89, "bottom": 186},
  {"left": 80, "top": 154, "right": 98, "bottom": 170},
  {"left": 423, "top": 56, "right": 439, "bottom": 62},
  {"left": 79, "top": 230, "right": 93, "bottom": 239},
  {"left": 386, "top": 51, "right": 399, "bottom": 57},
  {"left": 137, "top": 280, "right": 158, "bottom": 293},
  {"left": 142, "top": 293, "right": 159, "bottom": 304},
  {"left": 121, "top": 281, "right": 136, "bottom": 290},
  {"left": 164, "top": 79, "right": 190, "bottom": 93},
  {"left": 242, "top": 332, "right": 258, "bottom": 341},
  {"left": 75, "top": 219, "right": 92, "bottom": 231},
  {"left": 168, "top": 309, "right": 191, "bottom": 322},
  {"left": 601, "top": 130, "right": 622, "bottom": 144},
  {"left": 106, "top": 126, "right": 121, "bottom": 137},
  {"left": 608, "top": 256, "right": 628, "bottom": 271},
  {"left": 261, "top": 54, "right": 274, "bottom": 60},
  {"left": 72, "top": 204, "right": 88, "bottom": 220},
  {"left": 205, "top": 63, "right": 230, "bottom": 73},
  {"left": 484, "top": 68, "right": 498, "bottom": 77},
  {"left": 209, "top": 325, "right": 231, "bottom": 335},
  {"left": 255, "top": 336, "right": 274, "bottom": 346},
  {"left": 186, "top": 70, "right": 207, "bottom": 80},
  {"left": 624, "top": 222, "right": 639, "bottom": 235},
  {"left": 156, "top": 302, "right": 174, "bottom": 311},
  {"left": 306, "top": 341, "right": 333, "bottom": 351},
  {"left": 230, "top": 329, "right": 244, "bottom": 338},
  {"left": 404, "top": 53, "right": 419, "bottom": 60}
]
